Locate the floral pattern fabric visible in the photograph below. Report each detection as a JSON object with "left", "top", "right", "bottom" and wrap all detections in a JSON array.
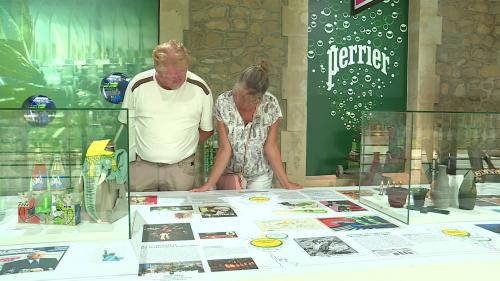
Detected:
[{"left": 214, "top": 91, "right": 282, "bottom": 179}]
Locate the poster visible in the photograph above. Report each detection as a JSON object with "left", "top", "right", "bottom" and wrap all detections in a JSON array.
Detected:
[
  {"left": 319, "top": 200, "right": 367, "bottom": 212},
  {"left": 199, "top": 205, "right": 238, "bottom": 218},
  {"left": 295, "top": 236, "right": 357, "bottom": 257},
  {"left": 207, "top": 257, "right": 258, "bottom": 272},
  {"left": 138, "top": 261, "right": 204, "bottom": 276},
  {"left": 307, "top": 0, "right": 408, "bottom": 175},
  {"left": 142, "top": 223, "right": 195, "bottom": 242},
  {"left": 318, "top": 215, "right": 398, "bottom": 231},
  {"left": 0, "top": 246, "right": 68, "bottom": 275}
]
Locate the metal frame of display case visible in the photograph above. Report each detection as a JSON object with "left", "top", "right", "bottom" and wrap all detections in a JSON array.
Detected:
[{"left": 359, "top": 111, "right": 500, "bottom": 224}]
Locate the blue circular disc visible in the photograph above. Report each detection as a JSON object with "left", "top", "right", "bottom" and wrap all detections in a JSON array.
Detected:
[
  {"left": 22, "top": 95, "right": 56, "bottom": 127},
  {"left": 100, "top": 72, "right": 130, "bottom": 104}
]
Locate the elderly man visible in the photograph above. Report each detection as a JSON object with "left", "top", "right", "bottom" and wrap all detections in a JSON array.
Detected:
[{"left": 119, "top": 40, "right": 214, "bottom": 191}]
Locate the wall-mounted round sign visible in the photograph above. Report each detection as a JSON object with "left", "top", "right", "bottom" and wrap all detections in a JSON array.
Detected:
[
  {"left": 250, "top": 238, "right": 283, "bottom": 248},
  {"left": 22, "top": 95, "right": 56, "bottom": 127},
  {"left": 100, "top": 72, "right": 130, "bottom": 104}
]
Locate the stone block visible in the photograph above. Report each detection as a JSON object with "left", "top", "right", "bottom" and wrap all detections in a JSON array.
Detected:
[
  {"left": 225, "top": 38, "right": 244, "bottom": 48},
  {"left": 480, "top": 65, "right": 500, "bottom": 77},
  {"left": 283, "top": 99, "right": 306, "bottom": 132},
  {"left": 436, "top": 63, "right": 452, "bottom": 76},
  {"left": 466, "top": 2, "right": 489, "bottom": 13},
  {"left": 206, "top": 20, "right": 231, "bottom": 31},
  {"left": 282, "top": 68, "right": 307, "bottom": 99},
  {"left": 453, "top": 84, "right": 466, "bottom": 98},
  {"left": 205, "top": 32, "right": 224, "bottom": 47},
  {"left": 476, "top": 23, "right": 492, "bottom": 34},
  {"left": 252, "top": 9, "right": 268, "bottom": 20},
  {"left": 231, "top": 7, "right": 250, "bottom": 18},
  {"left": 441, "top": 83, "right": 449, "bottom": 95},
  {"left": 208, "top": 7, "right": 227, "bottom": 18},
  {"left": 283, "top": 6, "right": 308, "bottom": 36},
  {"left": 232, "top": 19, "right": 248, "bottom": 30},
  {"left": 263, "top": 0, "right": 281, "bottom": 11}
]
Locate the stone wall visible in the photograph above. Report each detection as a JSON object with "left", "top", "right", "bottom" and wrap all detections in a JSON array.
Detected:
[
  {"left": 184, "top": 0, "right": 287, "bottom": 99},
  {"left": 182, "top": 0, "right": 294, "bottom": 185},
  {"left": 436, "top": 0, "right": 500, "bottom": 111}
]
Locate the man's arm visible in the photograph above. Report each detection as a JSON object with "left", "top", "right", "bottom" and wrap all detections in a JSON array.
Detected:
[{"left": 199, "top": 129, "right": 214, "bottom": 144}]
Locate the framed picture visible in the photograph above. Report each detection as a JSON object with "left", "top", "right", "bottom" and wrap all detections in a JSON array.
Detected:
[{"left": 352, "top": 0, "right": 384, "bottom": 15}]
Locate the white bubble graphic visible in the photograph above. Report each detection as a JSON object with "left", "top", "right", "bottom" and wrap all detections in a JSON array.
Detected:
[
  {"left": 343, "top": 21, "right": 350, "bottom": 28},
  {"left": 348, "top": 88, "right": 354, "bottom": 95},
  {"left": 308, "top": 26, "right": 312, "bottom": 32},
  {"left": 317, "top": 40, "right": 324, "bottom": 47},
  {"left": 400, "top": 24, "right": 408, "bottom": 32},
  {"left": 330, "top": 111, "right": 336, "bottom": 117},
  {"left": 311, "top": 21, "right": 317, "bottom": 28},
  {"left": 329, "top": 37, "right": 334, "bottom": 44},
  {"left": 307, "top": 50, "right": 315, "bottom": 58},
  {"left": 324, "top": 23, "right": 334, "bottom": 33},
  {"left": 394, "top": 62, "right": 399, "bottom": 67},
  {"left": 361, "top": 16, "right": 367, "bottom": 21},
  {"left": 365, "top": 30, "right": 372, "bottom": 35},
  {"left": 392, "top": 12, "right": 398, "bottom": 19},
  {"left": 372, "top": 27, "right": 377, "bottom": 32},
  {"left": 311, "top": 14, "right": 317, "bottom": 20},
  {"left": 386, "top": 31, "right": 394, "bottom": 39},
  {"left": 352, "top": 76, "right": 358, "bottom": 83},
  {"left": 377, "top": 9, "right": 382, "bottom": 15},
  {"left": 370, "top": 12, "right": 376, "bottom": 19},
  {"left": 397, "top": 36, "right": 403, "bottom": 43},
  {"left": 378, "top": 32, "right": 383, "bottom": 37},
  {"left": 321, "top": 8, "right": 331, "bottom": 16}
]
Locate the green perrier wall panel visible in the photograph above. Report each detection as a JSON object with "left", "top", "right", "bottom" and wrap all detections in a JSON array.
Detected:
[{"left": 307, "top": 0, "right": 408, "bottom": 175}]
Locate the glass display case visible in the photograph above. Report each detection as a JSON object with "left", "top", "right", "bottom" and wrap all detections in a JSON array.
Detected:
[
  {"left": 359, "top": 111, "right": 500, "bottom": 224},
  {"left": 0, "top": 108, "right": 130, "bottom": 246}
]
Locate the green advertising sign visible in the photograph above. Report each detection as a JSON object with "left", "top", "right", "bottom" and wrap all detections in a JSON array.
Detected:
[
  {"left": 307, "top": 0, "right": 408, "bottom": 176},
  {"left": 0, "top": 0, "right": 158, "bottom": 109}
]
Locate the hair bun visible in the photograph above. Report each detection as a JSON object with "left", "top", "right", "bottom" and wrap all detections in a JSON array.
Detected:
[{"left": 258, "top": 60, "right": 270, "bottom": 73}]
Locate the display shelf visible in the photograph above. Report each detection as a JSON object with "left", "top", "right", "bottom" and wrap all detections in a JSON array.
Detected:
[
  {"left": 0, "top": 108, "right": 130, "bottom": 246},
  {"left": 359, "top": 111, "right": 500, "bottom": 224}
]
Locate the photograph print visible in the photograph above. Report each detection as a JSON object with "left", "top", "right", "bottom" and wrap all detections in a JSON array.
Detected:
[
  {"left": 295, "top": 236, "right": 357, "bottom": 257},
  {"left": 142, "top": 223, "right": 195, "bottom": 242}
]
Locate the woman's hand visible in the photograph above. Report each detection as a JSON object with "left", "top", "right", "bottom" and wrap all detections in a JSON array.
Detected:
[
  {"left": 190, "top": 183, "right": 215, "bottom": 192},
  {"left": 282, "top": 181, "right": 303, "bottom": 190}
]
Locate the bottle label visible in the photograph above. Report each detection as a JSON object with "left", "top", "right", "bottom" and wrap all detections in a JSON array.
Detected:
[
  {"left": 50, "top": 176, "right": 65, "bottom": 190},
  {"left": 31, "top": 175, "right": 47, "bottom": 191}
]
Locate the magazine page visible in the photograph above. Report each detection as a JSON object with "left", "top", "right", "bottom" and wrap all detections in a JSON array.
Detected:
[{"left": 0, "top": 246, "right": 68, "bottom": 276}]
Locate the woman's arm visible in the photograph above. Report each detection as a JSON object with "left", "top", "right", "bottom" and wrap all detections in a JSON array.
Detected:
[
  {"left": 264, "top": 119, "right": 302, "bottom": 189},
  {"left": 191, "top": 121, "right": 232, "bottom": 192}
]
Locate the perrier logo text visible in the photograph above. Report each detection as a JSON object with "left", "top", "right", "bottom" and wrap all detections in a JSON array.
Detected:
[{"left": 326, "top": 44, "right": 390, "bottom": 90}]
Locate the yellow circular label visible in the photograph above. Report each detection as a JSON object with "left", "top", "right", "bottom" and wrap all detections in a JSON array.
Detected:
[
  {"left": 249, "top": 197, "right": 270, "bottom": 202},
  {"left": 250, "top": 238, "right": 283, "bottom": 248},
  {"left": 442, "top": 229, "right": 471, "bottom": 237}
]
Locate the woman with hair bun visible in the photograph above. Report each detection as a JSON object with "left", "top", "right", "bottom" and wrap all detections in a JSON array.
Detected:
[{"left": 191, "top": 62, "right": 302, "bottom": 191}]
